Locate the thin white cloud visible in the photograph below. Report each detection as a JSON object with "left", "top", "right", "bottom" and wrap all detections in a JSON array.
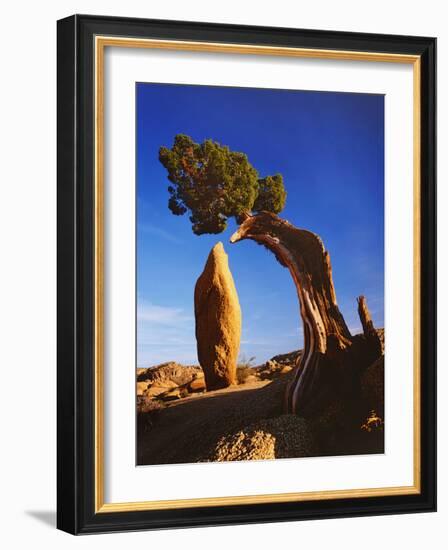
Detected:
[
  {"left": 139, "top": 223, "right": 183, "bottom": 244},
  {"left": 137, "top": 301, "right": 192, "bottom": 325},
  {"left": 137, "top": 300, "right": 196, "bottom": 366}
]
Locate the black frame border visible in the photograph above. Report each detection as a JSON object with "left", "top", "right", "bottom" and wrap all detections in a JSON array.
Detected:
[{"left": 57, "top": 14, "right": 436, "bottom": 535}]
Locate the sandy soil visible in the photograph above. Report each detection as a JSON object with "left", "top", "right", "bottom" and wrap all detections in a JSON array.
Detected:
[{"left": 137, "top": 378, "right": 287, "bottom": 465}]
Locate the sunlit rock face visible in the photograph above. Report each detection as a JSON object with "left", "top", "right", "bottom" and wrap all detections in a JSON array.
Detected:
[{"left": 194, "top": 242, "right": 241, "bottom": 391}]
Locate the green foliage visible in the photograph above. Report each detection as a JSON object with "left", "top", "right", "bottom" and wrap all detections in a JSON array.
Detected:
[
  {"left": 253, "top": 174, "right": 287, "bottom": 214},
  {"left": 158, "top": 134, "right": 286, "bottom": 235}
]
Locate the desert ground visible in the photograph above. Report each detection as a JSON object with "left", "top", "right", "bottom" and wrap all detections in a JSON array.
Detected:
[{"left": 137, "top": 339, "right": 384, "bottom": 466}]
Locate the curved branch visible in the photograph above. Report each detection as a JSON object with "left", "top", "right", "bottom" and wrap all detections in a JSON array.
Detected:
[{"left": 230, "top": 212, "right": 381, "bottom": 416}]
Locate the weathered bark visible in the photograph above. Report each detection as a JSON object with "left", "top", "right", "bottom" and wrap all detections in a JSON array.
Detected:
[
  {"left": 230, "top": 212, "right": 382, "bottom": 417},
  {"left": 357, "top": 295, "right": 376, "bottom": 338}
]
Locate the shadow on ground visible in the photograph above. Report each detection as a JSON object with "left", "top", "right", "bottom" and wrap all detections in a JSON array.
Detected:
[
  {"left": 137, "top": 378, "right": 288, "bottom": 465},
  {"left": 25, "top": 510, "right": 56, "bottom": 528}
]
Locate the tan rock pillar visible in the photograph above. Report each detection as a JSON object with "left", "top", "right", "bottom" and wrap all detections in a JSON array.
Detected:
[{"left": 194, "top": 242, "right": 241, "bottom": 390}]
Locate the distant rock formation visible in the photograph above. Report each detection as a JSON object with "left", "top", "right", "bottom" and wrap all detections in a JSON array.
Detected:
[
  {"left": 136, "top": 362, "right": 202, "bottom": 399},
  {"left": 270, "top": 350, "right": 302, "bottom": 366},
  {"left": 194, "top": 242, "right": 241, "bottom": 390},
  {"left": 137, "top": 361, "right": 199, "bottom": 386},
  {"left": 255, "top": 358, "right": 298, "bottom": 381}
]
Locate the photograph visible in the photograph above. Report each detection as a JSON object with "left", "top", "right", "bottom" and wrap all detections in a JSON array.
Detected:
[{"left": 135, "top": 83, "right": 385, "bottom": 466}]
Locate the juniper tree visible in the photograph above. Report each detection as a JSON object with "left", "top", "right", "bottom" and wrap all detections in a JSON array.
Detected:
[
  {"left": 158, "top": 134, "right": 286, "bottom": 235},
  {"left": 158, "top": 134, "right": 382, "bottom": 417}
]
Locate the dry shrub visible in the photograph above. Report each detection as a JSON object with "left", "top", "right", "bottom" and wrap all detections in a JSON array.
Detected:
[{"left": 237, "top": 355, "right": 256, "bottom": 384}]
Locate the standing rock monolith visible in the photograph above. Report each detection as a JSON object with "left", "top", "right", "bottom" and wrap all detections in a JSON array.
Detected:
[{"left": 194, "top": 242, "right": 241, "bottom": 390}]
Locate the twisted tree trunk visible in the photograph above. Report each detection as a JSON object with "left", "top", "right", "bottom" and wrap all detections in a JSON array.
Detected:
[{"left": 230, "top": 212, "right": 382, "bottom": 417}]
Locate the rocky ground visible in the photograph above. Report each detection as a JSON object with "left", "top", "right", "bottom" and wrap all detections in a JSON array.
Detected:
[{"left": 137, "top": 346, "right": 384, "bottom": 465}]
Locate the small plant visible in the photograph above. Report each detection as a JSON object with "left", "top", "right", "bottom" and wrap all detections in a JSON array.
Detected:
[
  {"left": 236, "top": 354, "right": 256, "bottom": 384},
  {"left": 361, "top": 410, "right": 384, "bottom": 433}
]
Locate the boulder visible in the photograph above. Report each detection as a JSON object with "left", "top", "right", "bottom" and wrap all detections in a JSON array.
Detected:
[
  {"left": 256, "top": 359, "right": 287, "bottom": 380},
  {"left": 270, "top": 349, "right": 302, "bottom": 366},
  {"left": 145, "top": 379, "right": 178, "bottom": 398},
  {"left": 194, "top": 242, "right": 241, "bottom": 390},
  {"left": 280, "top": 365, "right": 293, "bottom": 374},
  {"left": 159, "top": 388, "right": 183, "bottom": 401},
  {"left": 137, "top": 362, "right": 199, "bottom": 386},
  {"left": 188, "top": 377, "right": 206, "bottom": 393},
  {"left": 136, "top": 381, "right": 150, "bottom": 396},
  {"left": 207, "top": 415, "right": 316, "bottom": 462}
]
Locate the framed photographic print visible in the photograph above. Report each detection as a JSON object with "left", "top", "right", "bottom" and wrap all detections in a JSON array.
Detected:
[{"left": 57, "top": 14, "right": 436, "bottom": 534}]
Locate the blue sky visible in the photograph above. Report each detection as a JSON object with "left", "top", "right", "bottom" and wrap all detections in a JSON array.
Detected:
[{"left": 136, "top": 83, "right": 384, "bottom": 368}]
